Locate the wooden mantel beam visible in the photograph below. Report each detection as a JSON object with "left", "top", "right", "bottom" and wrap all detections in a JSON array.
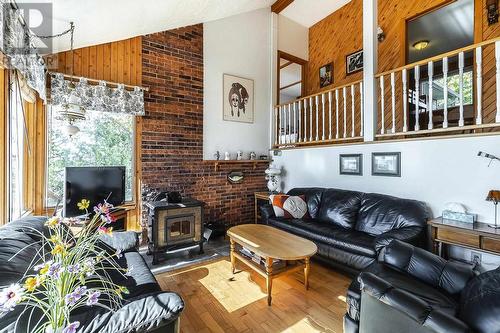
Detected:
[{"left": 271, "top": 0, "right": 294, "bottom": 14}]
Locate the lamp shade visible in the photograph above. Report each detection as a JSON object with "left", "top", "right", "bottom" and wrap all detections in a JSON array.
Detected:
[{"left": 486, "top": 190, "right": 500, "bottom": 203}]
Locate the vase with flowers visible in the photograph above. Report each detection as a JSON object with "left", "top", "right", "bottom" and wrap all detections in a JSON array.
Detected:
[{"left": 0, "top": 199, "right": 130, "bottom": 333}]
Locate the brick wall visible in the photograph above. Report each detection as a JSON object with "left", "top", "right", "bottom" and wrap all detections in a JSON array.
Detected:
[{"left": 141, "top": 24, "right": 268, "bottom": 227}]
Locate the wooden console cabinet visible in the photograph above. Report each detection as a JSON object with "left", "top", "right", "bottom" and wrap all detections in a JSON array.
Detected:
[{"left": 428, "top": 218, "right": 500, "bottom": 258}]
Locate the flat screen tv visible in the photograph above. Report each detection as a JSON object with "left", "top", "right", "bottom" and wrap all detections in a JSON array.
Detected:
[{"left": 64, "top": 166, "right": 126, "bottom": 217}]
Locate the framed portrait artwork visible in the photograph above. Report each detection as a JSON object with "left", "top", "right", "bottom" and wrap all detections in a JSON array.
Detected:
[
  {"left": 340, "top": 154, "right": 363, "bottom": 175},
  {"left": 223, "top": 74, "right": 254, "bottom": 123},
  {"left": 346, "top": 50, "right": 363, "bottom": 75},
  {"left": 319, "top": 63, "right": 333, "bottom": 88},
  {"left": 372, "top": 152, "right": 401, "bottom": 177}
]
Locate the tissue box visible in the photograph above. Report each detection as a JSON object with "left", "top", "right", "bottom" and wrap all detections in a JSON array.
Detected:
[{"left": 442, "top": 210, "right": 476, "bottom": 224}]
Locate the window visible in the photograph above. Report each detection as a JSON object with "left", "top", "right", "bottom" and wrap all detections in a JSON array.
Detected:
[
  {"left": 46, "top": 108, "right": 135, "bottom": 207},
  {"left": 8, "top": 73, "right": 27, "bottom": 220}
]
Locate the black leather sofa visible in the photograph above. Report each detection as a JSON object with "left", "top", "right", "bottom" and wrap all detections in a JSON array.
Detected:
[
  {"left": 0, "top": 216, "right": 184, "bottom": 333},
  {"left": 260, "top": 188, "right": 429, "bottom": 274},
  {"left": 346, "top": 240, "right": 500, "bottom": 333}
]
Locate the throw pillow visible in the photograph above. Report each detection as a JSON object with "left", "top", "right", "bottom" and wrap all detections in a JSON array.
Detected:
[{"left": 270, "top": 194, "right": 309, "bottom": 219}]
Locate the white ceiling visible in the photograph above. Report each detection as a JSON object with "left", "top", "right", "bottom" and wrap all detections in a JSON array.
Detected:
[
  {"left": 280, "top": 0, "right": 351, "bottom": 28},
  {"left": 18, "top": 0, "right": 273, "bottom": 53}
]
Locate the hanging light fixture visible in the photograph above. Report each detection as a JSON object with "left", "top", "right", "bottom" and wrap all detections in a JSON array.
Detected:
[
  {"left": 413, "top": 40, "right": 430, "bottom": 51},
  {"left": 54, "top": 22, "right": 86, "bottom": 137}
]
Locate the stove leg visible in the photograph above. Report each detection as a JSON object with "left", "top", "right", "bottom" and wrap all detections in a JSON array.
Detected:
[
  {"left": 199, "top": 243, "right": 204, "bottom": 254},
  {"left": 152, "top": 253, "right": 159, "bottom": 265}
]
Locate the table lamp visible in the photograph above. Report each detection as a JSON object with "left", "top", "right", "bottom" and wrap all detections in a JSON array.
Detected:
[{"left": 486, "top": 190, "right": 500, "bottom": 228}]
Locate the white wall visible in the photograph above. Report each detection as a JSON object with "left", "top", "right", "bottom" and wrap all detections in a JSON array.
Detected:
[
  {"left": 272, "top": 135, "right": 500, "bottom": 270},
  {"left": 203, "top": 8, "right": 272, "bottom": 160},
  {"left": 278, "top": 15, "right": 309, "bottom": 60}
]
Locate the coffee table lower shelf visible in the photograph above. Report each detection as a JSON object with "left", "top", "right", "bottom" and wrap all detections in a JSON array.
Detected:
[{"left": 230, "top": 242, "right": 310, "bottom": 306}]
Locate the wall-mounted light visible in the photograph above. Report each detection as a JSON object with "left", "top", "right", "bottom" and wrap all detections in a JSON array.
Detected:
[
  {"left": 377, "top": 27, "right": 385, "bottom": 42},
  {"left": 487, "top": 0, "right": 499, "bottom": 25},
  {"left": 413, "top": 40, "right": 430, "bottom": 50}
]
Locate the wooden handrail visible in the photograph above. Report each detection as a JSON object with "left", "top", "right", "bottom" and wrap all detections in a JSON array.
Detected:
[
  {"left": 274, "top": 79, "right": 363, "bottom": 108},
  {"left": 375, "top": 36, "right": 500, "bottom": 78}
]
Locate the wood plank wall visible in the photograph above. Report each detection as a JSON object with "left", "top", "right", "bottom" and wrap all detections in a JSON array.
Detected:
[
  {"left": 305, "top": 0, "right": 500, "bottom": 132},
  {"left": 46, "top": 36, "right": 143, "bottom": 230},
  {"left": 48, "top": 37, "right": 142, "bottom": 86}
]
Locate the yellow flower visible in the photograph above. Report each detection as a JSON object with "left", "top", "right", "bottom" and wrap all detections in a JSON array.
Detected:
[
  {"left": 24, "top": 276, "right": 43, "bottom": 292},
  {"left": 49, "top": 235, "right": 60, "bottom": 243},
  {"left": 45, "top": 217, "right": 60, "bottom": 229},
  {"left": 77, "top": 199, "right": 90, "bottom": 211},
  {"left": 39, "top": 263, "right": 50, "bottom": 275},
  {"left": 51, "top": 244, "right": 66, "bottom": 256}
]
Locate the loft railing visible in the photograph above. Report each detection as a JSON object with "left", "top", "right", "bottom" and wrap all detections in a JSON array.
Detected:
[
  {"left": 273, "top": 79, "right": 364, "bottom": 148},
  {"left": 376, "top": 37, "right": 500, "bottom": 139}
]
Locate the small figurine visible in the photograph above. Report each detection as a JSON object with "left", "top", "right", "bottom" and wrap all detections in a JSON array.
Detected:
[
  {"left": 249, "top": 152, "right": 256, "bottom": 160},
  {"left": 237, "top": 151, "right": 243, "bottom": 160},
  {"left": 224, "top": 152, "right": 231, "bottom": 160},
  {"left": 213, "top": 151, "right": 220, "bottom": 161}
]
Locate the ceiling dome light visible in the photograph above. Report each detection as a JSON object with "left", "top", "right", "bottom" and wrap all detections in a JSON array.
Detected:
[{"left": 413, "top": 40, "right": 430, "bottom": 50}]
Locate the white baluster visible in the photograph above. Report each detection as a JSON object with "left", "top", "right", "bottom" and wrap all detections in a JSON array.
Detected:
[
  {"left": 321, "top": 93, "right": 326, "bottom": 140},
  {"left": 476, "top": 47, "right": 483, "bottom": 125},
  {"left": 351, "top": 85, "right": 355, "bottom": 137},
  {"left": 293, "top": 102, "right": 297, "bottom": 143},
  {"left": 309, "top": 97, "right": 313, "bottom": 141},
  {"left": 288, "top": 104, "right": 292, "bottom": 143},
  {"left": 391, "top": 72, "right": 396, "bottom": 134},
  {"left": 328, "top": 91, "right": 333, "bottom": 140},
  {"left": 443, "top": 57, "right": 448, "bottom": 129},
  {"left": 428, "top": 61, "right": 434, "bottom": 130},
  {"left": 298, "top": 100, "right": 302, "bottom": 142},
  {"left": 278, "top": 105, "right": 283, "bottom": 145},
  {"left": 284, "top": 104, "right": 288, "bottom": 144},
  {"left": 335, "top": 89, "right": 339, "bottom": 139},
  {"left": 380, "top": 76, "right": 385, "bottom": 134},
  {"left": 402, "top": 69, "right": 408, "bottom": 132},
  {"left": 304, "top": 98, "right": 307, "bottom": 142},
  {"left": 458, "top": 52, "right": 465, "bottom": 127},
  {"left": 274, "top": 106, "right": 278, "bottom": 145},
  {"left": 343, "top": 87, "right": 347, "bottom": 138},
  {"left": 495, "top": 41, "right": 500, "bottom": 123},
  {"left": 360, "top": 82, "right": 364, "bottom": 137},
  {"left": 415, "top": 65, "right": 420, "bottom": 131},
  {"left": 315, "top": 95, "right": 319, "bottom": 141}
]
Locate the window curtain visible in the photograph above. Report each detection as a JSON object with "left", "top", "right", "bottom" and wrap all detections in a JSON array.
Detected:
[
  {"left": 0, "top": 0, "right": 47, "bottom": 101},
  {"left": 50, "top": 73, "right": 145, "bottom": 116}
]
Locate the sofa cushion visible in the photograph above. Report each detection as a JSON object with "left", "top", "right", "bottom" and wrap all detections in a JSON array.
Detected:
[
  {"left": 317, "top": 188, "right": 362, "bottom": 229},
  {"left": 347, "top": 262, "right": 459, "bottom": 322},
  {"left": 268, "top": 217, "right": 376, "bottom": 257},
  {"left": 269, "top": 194, "right": 309, "bottom": 219},
  {"left": 355, "top": 193, "right": 428, "bottom": 235},
  {"left": 287, "top": 188, "right": 324, "bottom": 219}
]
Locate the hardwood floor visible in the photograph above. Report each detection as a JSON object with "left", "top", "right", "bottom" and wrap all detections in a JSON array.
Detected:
[{"left": 155, "top": 257, "right": 352, "bottom": 333}]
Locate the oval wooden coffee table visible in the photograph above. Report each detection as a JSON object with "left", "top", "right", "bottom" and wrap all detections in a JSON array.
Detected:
[{"left": 227, "top": 224, "right": 318, "bottom": 306}]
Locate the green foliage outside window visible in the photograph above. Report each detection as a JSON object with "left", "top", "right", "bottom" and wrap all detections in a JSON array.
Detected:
[{"left": 47, "top": 109, "right": 134, "bottom": 206}]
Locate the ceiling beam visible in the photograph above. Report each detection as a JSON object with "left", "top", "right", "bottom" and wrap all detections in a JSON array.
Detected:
[
  {"left": 280, "top": 80, "right": 302, "bottom": 91},
  {"left": 280, "top": 61, "right": 293, "bottom": 69},
  {"left": 271, "top": 0, "right": 294, "bottom": 14}
]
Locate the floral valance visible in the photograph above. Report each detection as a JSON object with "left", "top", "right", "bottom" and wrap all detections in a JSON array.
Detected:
[
  {"left": 0, "top": 0, "right": 47, "bottom": 100},
  {"left": 50, "top": 73, "right": 145, "bottom": 116}
]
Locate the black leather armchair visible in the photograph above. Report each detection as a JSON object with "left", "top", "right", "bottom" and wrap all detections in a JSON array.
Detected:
[
  {"left": 344, "top": 240, "right": 500, "bottom": 333},
  {"left": 0, "top": 216, "right": 184, "bottom": 333},
  {"left": 260, "top": 188, "right": 429, "bottom": 274}
]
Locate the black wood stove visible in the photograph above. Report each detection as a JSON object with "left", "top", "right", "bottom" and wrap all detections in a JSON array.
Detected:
[{"left": 145, "top": 198, "right": 204, "bottom": 265}]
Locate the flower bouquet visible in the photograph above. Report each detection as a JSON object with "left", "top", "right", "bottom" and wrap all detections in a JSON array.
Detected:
[{"left": 0, "top": 200, "right": 130, "bottom": 333}]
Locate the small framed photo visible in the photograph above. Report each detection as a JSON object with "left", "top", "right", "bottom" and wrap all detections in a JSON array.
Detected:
[
  {"left": 372, "top": 152, "right": 401, "bottom": 177},
  {"left": 319, "top": 63, "right": 333, "bottom": 88},
  {"left": 340, "top": 154, "right": 363, "bottom": 176},
  {"left": 346, "top": 50, "right": 363, "bottom": 75}
]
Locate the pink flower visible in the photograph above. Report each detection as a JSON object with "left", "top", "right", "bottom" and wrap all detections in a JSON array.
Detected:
[
  {"left": 62, "top": 321, "right": 80, "bottom": 333},
  {"left": 0, "top": 284, "right": 24, "bottom": 312}
]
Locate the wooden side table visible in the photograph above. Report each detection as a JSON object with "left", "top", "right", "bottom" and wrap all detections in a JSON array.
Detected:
[
  {"left": 428, "top": 217, "right": 500, "bottom": 258},
  {"left": 254, "top": 192, "right": 271, "bottom": 224}
]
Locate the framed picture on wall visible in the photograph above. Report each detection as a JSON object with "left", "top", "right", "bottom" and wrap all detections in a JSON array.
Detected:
[
  {"left": 372, "top": 152, "right": 401, "bottom": 177},
  {"left": 223, "top": 74, "right": 254, "bottom": 123},
  {"left": 340, "top": 154, "right": 363, "bottom": 175},
  {"left": 346, "top": 50, "right": 363, "bottom": 75},
  {"left": 319, "top": 63, "right": 333, "bottom": 88}
]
